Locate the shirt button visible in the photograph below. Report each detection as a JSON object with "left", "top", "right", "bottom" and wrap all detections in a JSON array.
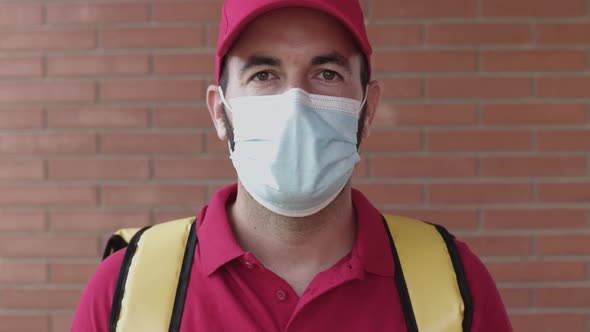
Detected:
[
  {"left": 245, "top": 261, "right": 255, "bottom": 269},
  {"left": 276, "top": 290, "right": 287, "bottom": 302}
]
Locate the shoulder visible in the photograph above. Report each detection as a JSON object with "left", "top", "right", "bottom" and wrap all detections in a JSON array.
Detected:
[
  {"left": 71, "top": 249, "right": 126, "bottom": 332},
  {"left": 454, "top": 239, "right": 512, "bottom": 331}
]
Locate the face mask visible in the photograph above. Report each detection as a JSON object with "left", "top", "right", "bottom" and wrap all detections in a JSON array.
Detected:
[{"left": 219, "top": 87, "right": 367, "bottom": 217}]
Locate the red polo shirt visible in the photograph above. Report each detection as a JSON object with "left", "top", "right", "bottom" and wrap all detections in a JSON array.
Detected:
[{"left": 71, "top": 184, "right": 511, "bottom": 331}]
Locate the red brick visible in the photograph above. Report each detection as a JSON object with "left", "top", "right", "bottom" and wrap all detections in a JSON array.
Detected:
[
  {"left": 511, "top": 314, "right": 585, "bottom": 332},
  {"left": 0, "top": 288, "right": 82, "bottom": 310},
  {"left": 538, "top": 24, "right": 590, "bottom": 44},
  {"left": 428, "top": 77, "right": 532, "bottom": 98},
  {"left": 482, "top": 50, "right": 586, "bottom": 71},
  {"left": 207, "top": 25, "right": 219, "bottom": 48},
  {"left": 153, "top": 1, "right": 222, "bottom": 21},
  {"left": 0, "top": 235, "right": 98, "bottom": 258},
  {"left": 482, "top": 103, "right": 586, "bottom": 125},
  {"left": 429, "top": 183, "right": 531, "bottom": 204},
  {"left": 538, "top": 235, "right": 590, "bottom": 255},
  {"left": 100, "top": 133, "right": 202, "bottom": 154},
  {"left": 481, "top": 156, "right": 585, "bottom": 177},
  {"left": 51, "top": 312, "right": 74, "bottom": 332},
  {"left": 46, "top": 3, "right": 149, "bottom": 24},
  {"left": 353, "top": 158, "right": 368, "bottom": 178},
  {"left": 154, "top": 157, "right": 235, "bottom": 179},
  {"left": 538, "top": 77, "right": 590, "bottom": 98},
  {"left": 0, "top": 4, "right": 43, "bottom": 26},
  {"left": 48, "top": 55, "right": 149, "bottom": 76},
  {"left": 352, "top": 183, "right": 423, "bottom": 204},
  {"left": 385, "top": 209, "right": 478, "bottom": 230},
  {"left": 461, "top": 235, "right": 532, "bottom": 256},
  {"left": 0, "top": 315, "right": 49, "bottom": 332},
  {"left": 374, "top": 50, "right": 476, "bottom": 72},
  {"left": 0, "top": 82, "right": 95, "bottom": 103},
  {"left": 0, "top": 56, "right": 42, "bottom": 77},
  {"left": 372, "top": 156, "right": 476, "bottom": 177},
  {"left": 367, "top": 24, "right": 423, "bottom": 46},
  {"left": 154, "top": 53, "right": 215, "bottom": 75},
  {"left": 499, "top": 288, "right": 531, "bottom": 308},
  {"left": 102, "top": 27, "right": 203, "bottom": 49},
  {"left": 154, "top": 210, "right": 200, "bottom": 224},
  {"left": 0, "top": 261, "right": 47, "bottom": 283},
  {"left": 0, "top": 134, "right": 96, "bottom": 154},
  {"left": 206, "top": 183, "right": 236, "bottom": 200},
  {"left": 362, "top": 129, "right": 422, "bottom": 152},
  {"left": 427, "top": 24, "right": 531, "bottom": 45},
  {"left": 0, "top": 30, "right": 96, "bottom": 51},
  {"left": 0, "top": 211, "right": 45, "bottom": 232},
  {"left": 102, "top": 185, "right": 205, "bottom": 206},
  {"left": 378, "top": 77, "right": 423, "bottom": 99},
  {"left": 539, "top": 182, "right": 590, "bottom": 203},
  {"left": 537, "top": 287, "right": 590, "bottom": 307},
  {"left": 47, "top": 106, "right": 150, "bottom": 128},
  {"left": 372, "top": 0, "right": 475, "bottom": 18},
  {"left": 100, "top": 79, "right": 202, "bottom": 101},
  {"left": 538, "top": 130, "right": 590, "bottom": 151},
  {"left": 375, "top": 104, "right": 477, "bottom": 126},
  {"left": 483, "top": 209, "right": 587, "bottom": 230},
  {"left": 428, "top": 129, "right": 531, "bottom": 151},
  {"left": 482, "top": 0, "right": 584, "bottom": 17},
  {"left": 0, "top": 186, "right": 97, "bottom": 207},
  {"left": 486, "top": 261, "right": 586, "bottom": 282},
  {"left": 154, "top": 106, "right": 213, "bottom": 128},
  {"left": 206, "top": 131, "right": 230, "bottom": 154},
  {"left": 50, "top": 263, "right": 99, "bottom": 284},
  {"left": 0, "top": 160, "right": 44, "bottom": 180},
  {"left": 0, "top": 109, "right": 43, "bottom": 129},
  {"left": 48, "top": 158, "right": 150, "bottom": 180},
  {"left": 50, "top": 210, "right": 149, "bottom": 232}
]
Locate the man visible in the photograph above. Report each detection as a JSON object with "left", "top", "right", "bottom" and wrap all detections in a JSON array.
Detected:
[{"left": 72, "top": 0, "right": 512, "bottom": 331}]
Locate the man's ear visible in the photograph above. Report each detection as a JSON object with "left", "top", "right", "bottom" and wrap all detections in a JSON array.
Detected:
[
  {"left": 206, "top": 85, "right": 230, "bottom": 141},
  {"left": 360, "top": 80, "right": 381, "bottom": 141}
]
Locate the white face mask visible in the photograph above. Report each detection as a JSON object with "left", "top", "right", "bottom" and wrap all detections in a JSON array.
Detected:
[{"left": 219, "top": 87, "right": 367, "bottom": 217}]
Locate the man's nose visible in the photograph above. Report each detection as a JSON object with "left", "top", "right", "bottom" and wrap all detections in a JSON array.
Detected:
[{"left": 283, "top": 73, "right": 311, "bottom": 94}]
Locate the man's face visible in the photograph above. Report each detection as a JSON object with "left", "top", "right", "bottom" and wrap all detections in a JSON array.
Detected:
[
  {"left": 207, "top": 7, "right": 380, "bottom": 150},
  {"left": 223, "top": 7, "right": 366, "bottom": 102}
]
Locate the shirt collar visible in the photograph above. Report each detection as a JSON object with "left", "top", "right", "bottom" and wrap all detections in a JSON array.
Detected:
[
  {"left": 197, "top": 184, "right": 245, "bottom": 276},
  {"left": 197, "top": 184, "right": 394, "bottom": 278},
  {"left": 349, "top": 188, "right": 395, "bottom": 277}
]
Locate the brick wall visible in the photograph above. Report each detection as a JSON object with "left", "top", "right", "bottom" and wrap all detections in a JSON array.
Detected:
[{"left": 0, "top": 0, "right": 589, "bottom": 331}]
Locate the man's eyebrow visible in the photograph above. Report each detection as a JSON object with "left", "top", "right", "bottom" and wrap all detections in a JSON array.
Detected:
[
  {"left": 311, "top": 53, "right": 352, "bottom": 73},
  {"left": 240, "top": 55, "right": 281, "bottom": 75}
]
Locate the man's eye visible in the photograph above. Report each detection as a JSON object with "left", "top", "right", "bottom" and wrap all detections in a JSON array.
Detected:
[
  {"left": 321, "top": 70, "right": 337, "bottom": 81},
  {"left": 254, "top": 72, "right": 271, "bottom": 81}
]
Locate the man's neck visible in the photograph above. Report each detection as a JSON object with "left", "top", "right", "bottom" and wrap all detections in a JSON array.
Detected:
[{"left": 227, "top": 181, "right": 357, "bottom": 296}]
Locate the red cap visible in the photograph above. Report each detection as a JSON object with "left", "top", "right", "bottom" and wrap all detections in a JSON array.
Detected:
[{"left": 215, "top": 0, "right": 372, "bottom": 84}]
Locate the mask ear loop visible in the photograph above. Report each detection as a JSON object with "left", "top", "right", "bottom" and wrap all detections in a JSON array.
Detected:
[
  {"left": 217, "top": 86, "right": 235, "bottom": 153},
  {"left": 359, "top": 86, "right": 369, "bottom": 113},
  {"left": 218, "top": 86, "right": 233, "bottom": 113}
]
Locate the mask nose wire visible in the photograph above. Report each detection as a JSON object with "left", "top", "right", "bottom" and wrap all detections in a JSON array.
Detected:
[
  {"left": 218, "top": 86, "right": 367, "bottom": 152},
  {"left": 219, "top": 86, "right": 369, "bottom": 114}
]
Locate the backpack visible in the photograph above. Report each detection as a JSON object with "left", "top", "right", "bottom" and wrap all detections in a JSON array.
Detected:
[{"left": 102, "top": 214, "right": 473, "bottom": 332}]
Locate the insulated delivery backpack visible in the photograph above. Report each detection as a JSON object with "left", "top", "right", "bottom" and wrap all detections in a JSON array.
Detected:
[{"left": 102, "top": 214, "right": 473, "bottom": 332}]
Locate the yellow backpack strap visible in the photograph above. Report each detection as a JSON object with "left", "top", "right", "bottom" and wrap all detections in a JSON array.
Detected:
[
  {"left": 108, "top": 217, "right": 198, "bottom": 332},
  {"left": 382, "top": 214, "right": 473, "bottom": 332},
  {"left": 102, "top": 227, "right": 143, "bottom": 260}
]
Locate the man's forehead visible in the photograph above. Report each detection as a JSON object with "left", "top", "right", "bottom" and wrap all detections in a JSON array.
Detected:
[
  {"left": 233, "top": 52, "right": 355, "bottom": 75},
  {"left": 226, "top": 8, "right": 363, "bottom": 66},
  {"left": 215, "top": 0, "right": 372, "bottom": 83}
]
